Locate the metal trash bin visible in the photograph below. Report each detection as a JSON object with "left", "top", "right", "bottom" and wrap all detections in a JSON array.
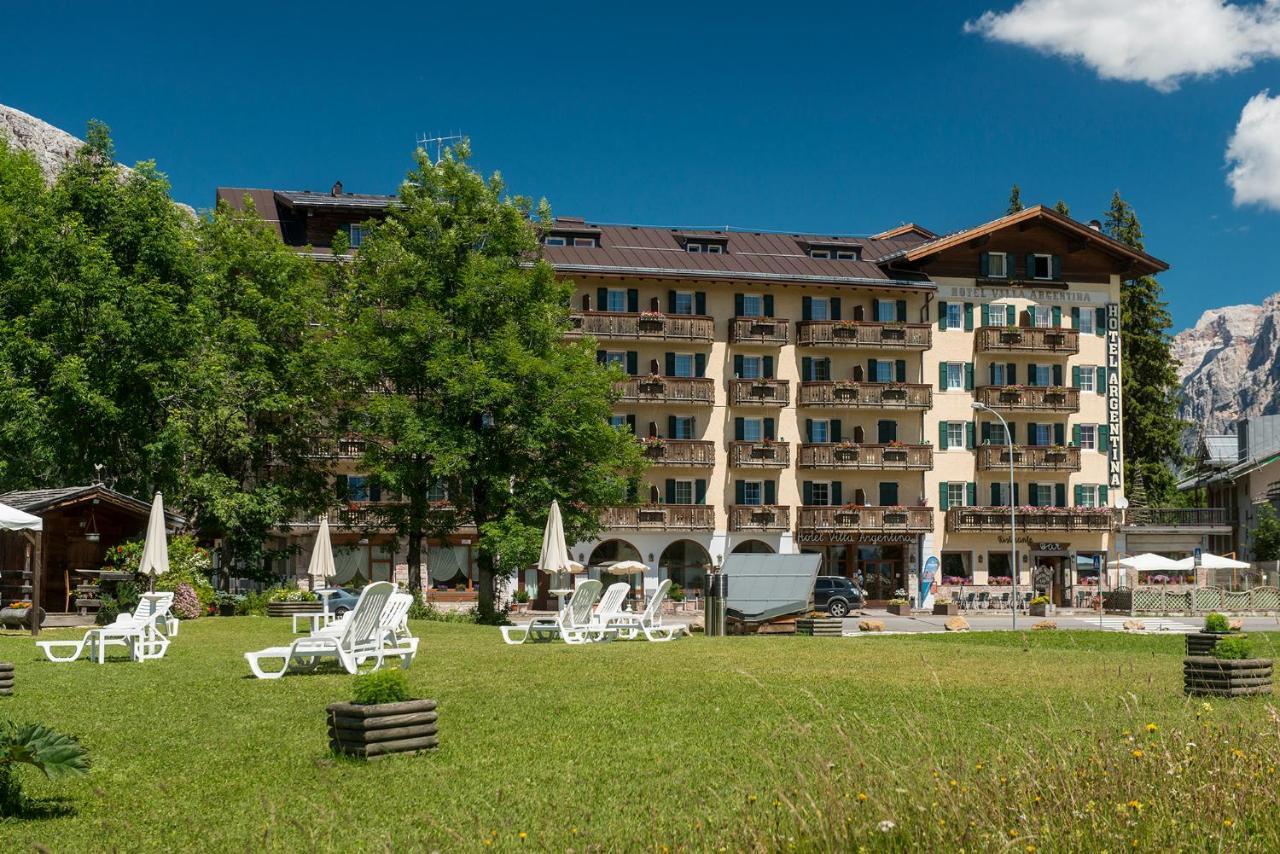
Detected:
[{"left": 705, "top": 572, "right": 728, "bottom": 636}]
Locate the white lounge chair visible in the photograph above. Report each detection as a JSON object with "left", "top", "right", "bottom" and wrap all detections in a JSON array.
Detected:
[
  {"left": 605, "top": 580, "right": 688, "bottom": 642},
  {"left": 500, "top": 580, "right": 602, "bottom": 645},
  {"left": 37, "top": 592, "right": 175, "bottom": 664},
  {"left": 583, "top": 582, "right": 630, "bottom": 641},
  {"left": 244, "top": 582, "right": 417, "bottom": 679},
  {"left": 314, "top": 591, "right": 414, "bottom": 644}
]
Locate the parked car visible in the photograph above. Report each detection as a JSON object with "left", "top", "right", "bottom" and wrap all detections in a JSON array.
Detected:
[
  {"left": 320, "top": 587, "right": 360, "bottom": 617},
  {"left": 813, "top": 576, "right": 865, "bottom": 617}
]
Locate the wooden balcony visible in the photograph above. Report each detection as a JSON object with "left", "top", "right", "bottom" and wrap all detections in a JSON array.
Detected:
[
  {"left": 798, "top": 382, "right": 932, "bottom": 410},
  {"left": 975, "top": 385, "right": 1079, "bottom": 414},
  {"left": 729, "top": 378, "right": 790, "bottom": 407},
  {"left": 728, "top": 441, "right": 790, "bottom": 468},
  {"left": 638, "top": 439, "right": 716, "bottom": 468},
  {"left": 976, "top": 444, "right": 1081, "bottom": 472},
  {"left": 305, "top": 437, "right": 367, "bottom": 459},
  {"left": 946, "top": 507, "right": 1115, "bottom": 532},
  {"left": 976, "top": 326, "right": 1079, "bottom": 355},
  {"left": 1121, "top": 507, "right": 1229, "bottom": 529},
  {"left": 797, "top": 320, "right": 931, "bottom": 350},
  {"left": 615, "top": 376, "right": 715, "bottom": 406},
  {"left": 796, "top": 506, "right": 934, "bottom": 541},
  {"left": 602, "top": 504, "right": 716, "bottom": 531},
  {"left": 568, "top": 311, "right": 714, "bottom": 342},
  {"left": 730, "top": 317, "right": 789, "bottom": 345},
  {"left": 729, "top": 505, "right": 790, "bottom": 532},
  {"left": 799, "top": 443, "right": 932, "bottom": 470}
]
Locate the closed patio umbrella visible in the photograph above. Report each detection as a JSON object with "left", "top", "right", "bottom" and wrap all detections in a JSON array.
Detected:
[
  {"left": 307, "top": 516, "right": 337, "bottom": 604},
  {"left": 137, "top": 493, "right": 170, "bottom": 591},
  {"left": 539, "top": 501, "right": 574, "bottom": 608}
]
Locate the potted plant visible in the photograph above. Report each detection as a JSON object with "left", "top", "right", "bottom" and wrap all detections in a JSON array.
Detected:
[
  {"left": 1186, "top": 612, "right": 1240, "bottom": 656},
  {"left": 214, "top": 592, "right": 239, "bottom": 617},
  {"left": 512, "top": 588, "right": 531, "bottom": 614},
  {"left": 327, "top": 670, "right": 438, "bottom": 760},
  {"left": 0, "top": 600, "right": 45, "bottom": 630},
  {"left": 932, "top": 597, "right": 959, "bottom": 616},
  {"left": 1184, "top": 635, "right": 1273, "bottom": 698},
  {"left": 1028, "top": 595, "right": 1052, "bottom": 617},
  {"left": 887, "top": 596, "right": 912, "bottom": 617},
  {"left": 265, "top": 586, "right": 322, "bottom": 618}
]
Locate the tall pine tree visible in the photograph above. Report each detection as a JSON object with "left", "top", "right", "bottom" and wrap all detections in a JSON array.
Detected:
[
  {"left": 1104, "top": 191, "right": 1184, "bottom": 502},
  {"left": 1007, "top": 184, "right": 1024, "bottom": 214}
]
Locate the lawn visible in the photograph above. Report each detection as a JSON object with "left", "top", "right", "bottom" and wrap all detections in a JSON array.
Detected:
[{"left": 2, "top": 619, "right": 1279, "bottom": 851}]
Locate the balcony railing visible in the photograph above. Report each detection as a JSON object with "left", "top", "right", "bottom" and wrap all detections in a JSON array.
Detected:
[
  {"left": 638, "top": 439, "right": 716, "bottom": 468},
  {"left": 568, "top": 311, "right": 714, "bottom": 341},
  {"left": 946, "top": 507, "right": 1115, "bottom": 532},
  {"left": 976, "top": 444, "right": 1081, "bottom": 472},
  {"left": 730, "top": 317, "right": 789, "bottom": 345},
  {"left": 799, "top": 443, "right": 933, "bottom": 470},
  {"left": 976, "top": 326, "right": 1080, "bottom": 355},
  {"left": 615, "top": 376, "right": 715, "bottom": 406},
  {"left": 798, "top": 382, "right": 932, "bottom": 410},
  {"left": 728, "top": 441, "right": 790, "bottom": 468},
  {"left": 796, "top": 506, "right": 934, "bottom": 538},
  {"left": 975, "top": 385, "right": 1080, "bottom": 414},
  {"left": 729, "top": 378, "right": 790, "bottom": 407},
  {"left": 797, "top": 320, "right": 931, "bottom": 350},
  {"left": 602, "top": 504, "right": 716, "bottom": 531},
  {"left": 1122, "top": 507, "right": 1229, "bottom": 528},
  {"left": 729, "top": 505, "right": 790, "bottom": 532},
  {"left": 305, "top": 437, "right": 367, "bottom": 459}
]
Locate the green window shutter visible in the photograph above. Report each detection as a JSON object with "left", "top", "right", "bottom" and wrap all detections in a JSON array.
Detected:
[
  {"left": 804, "top": 418, "right": 813, "bottom": 443},
  {"left": 762, "top": 355, "right": 774, "bottom": 378},
  {"left": 1028, "top": 483, "right": 1040, "bottom": 507},
  {"left": 896, "top": 359, "right": 907, "bottom": 383},
  {"left": 964, "top": 303, "right": 974, "bottom": 331},
  {"left": 1099, "top": 485, "right": 1109, "bottom": 505},
  {"left": 625, "top": 351, "right": 638, "bottom": 376},
  {"left": 1055, "top": 483, "right": 1067, "bottom": 508},
  {"left": 596, "top": 349, "right": 607, "bottom": 365},
  {"left": 980, "top": 252, "right": 990, "bottom": 277},
  {"left": 868, "top": 358, "right": 878, "bottom": 381},
  {"left": 802, "top": 296, "right": 813, "bottom": 321},
  {"left": 626, "top": 414, "right": 636, "bottom": 435},
  {"left": 695, "top": 479, "right": 707, "bottom": 505},
  {"left": 981, "top": 421, "right": 992, "bottom": 444},
  {"left": 1095, "top": 307, "right": 1106, "bottom": 336},
  {"left": 938, "top": 362, "right": 947, "bottom": 391},
  {"left": 802, "top": 357, "right": 813, "bottom": 382},
  {"left": 734, "top": 417, "right": 745, "bottom": 441},
  {"left": 896, "top": 299, "right": 907, "bottom": 322},
  {"left": 1051, "top": 255, "right": 1062, "bottom": 279},
  {"left": 596, "top": 287, "right": 608, "bottom": 311},
  {"left": 871, "top": 298, "right": 880, "bottom": 319},
  {"left": 967, "top": 482, "right": 976, "bottom": 507},
  {"left": 1071, "top": 306, "right": 1080, "bottom": 329},
  {"left": 1008, "top": 421, "right": 1017, "bottom": 443},
  {"left": 938, "top": 301, "right": 949, "bottom": 330},
  {"left": 1025, "top": 254, "right": 1036, "bottom": 279},
  {"left": 764, "top": 480, "right": 776, "bottom": 505},
  {"left": 1054, "top": 423, "right": 1065, "bottom": 446},
  {"left": 694, "top": 353, "right": 706, "bottom": 377},
  {"left": 1099, "top": 425, "right": 1110, "bottom": 451},
  {"left": 991, "top": 483, "right": 1001, "bottom": 506},
  {"left": 1006, "top": 304, "right": 1016, "bottom": 326},
  {"left": 1051, "top": 306, "right": 1062, "bottom": 328},
  {"left": 939, "top": 483, "right": 950, "bottom": 511},
  {"left": 830, "top": 419, "right": 842, "bottom": 443},
  {"left": 830, "top": 297, "right": 842, "bottom": 321},
  {"left": 980, "top": 303, "right": 990, "bottom": 326},
  {"left": 734, "top": 294, "right": 745, "bottom": 316},
  {"left": 1074, "top": 485, "right": 1083, "bottom": 506},
  {"left": 939, "top": 421, "right": 949, "bottom": 450},
  {"left": 334, "top": 474, "right": 349, "bottom": 500},
  {"left": 733, "top": 354, "right": 744, "bottom": 377},
  {"left": 763, "top": 295, "right": 774, "bottom": 317},
  {"left": 1072, "top": 365, "right": 1081, "bottom": 388},
  {"left": 1007, "top": 363, "right": 1017, "bottom": 385},
  {"left": 667, "top": 290, "right": 677, "bottom": 313},
  {"left": 664, "top": 479, "right": 676, "bottom": 504},
  {"left": 764, "top": 418, "right": 776, "bottom": 440},
  {"left": 1052, "top": 364, "right": 1063, "bottom": 387},
  {"left": 695, "top": 292, "right": 706, "bottom": 315},
  {"left": 1027, "top": 363, "right": 1039, "bottom": 387},
  {"left": 1027, "top": 422, "right": 1039, "bottom": 445},
  {"left": 1096, "top": 367, "right": 1107, "bottom": 393},
  {"left": 803, "top": 481, "right": 813, "bottom": 505},
  {"left": 668, "top": 415, "right": 678, "bottom": 437},
  {"left": 1072, "top": 424, "right": 1081, "bottom": 446},
  {"left": 735, "top": 480, "right": 746, "bottom": 505},
  {"left": 664, "top": 352, "right": 675, "bottom": 376},
  {"left": 627, "top": 289, "right": 639, "bottom": 312},
  {"left": 831, "top": 482, "right": 843, "bottom": 505},
  {"left": 964, "top": 362, "right": 974, "bottom": 391},
  {"left": 879, "top": 482, "right": 899, "bottom": 506},
  {"left": 965, "top": 421, "right": 975, "bottom": 449},
  {"left": 989, "top": 362, "right": 998, "bottom": 386}
]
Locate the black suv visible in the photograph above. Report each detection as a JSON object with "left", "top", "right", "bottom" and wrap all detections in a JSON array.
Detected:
[{"left": 813, "top": 576, "right": 865, "bottom": 617}]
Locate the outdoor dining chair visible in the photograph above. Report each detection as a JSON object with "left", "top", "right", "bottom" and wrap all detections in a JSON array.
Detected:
[
  {"left": 963, "top": 592, "right": 976, "bottom": 611},
  {"left": 997, "top": 593, "right": 1011, "bottom": 610},
  {"left": 976, "top": 592, "right": 989, "bottom": 610}
]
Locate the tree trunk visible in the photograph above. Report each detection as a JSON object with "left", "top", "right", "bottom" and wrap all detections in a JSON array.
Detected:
[
  {"left": 476, "top": 548, "right": 497, "bottom": 622},
  {"left": 406, "top": 527, "right": 423, "bottom": 594}
]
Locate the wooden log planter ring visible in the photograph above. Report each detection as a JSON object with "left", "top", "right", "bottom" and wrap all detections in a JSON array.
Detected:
[
  {"left": 327, "top": 699, "right": 438, "bottom": 760},
  {"left": 266, "top": 601, "right": 323, "bottom": 618},
  {"left": 1185, "top": 632, "right": 1235, "bottom": 657},
  {"left": 1183, "top": 657, "right": 1273, "bottom": 698},
  {"left": 796, "top": 618, "right": 844, "bottom": 637},
  {"left": 0, "top": 662, "right": 13, "bottom": 696}
]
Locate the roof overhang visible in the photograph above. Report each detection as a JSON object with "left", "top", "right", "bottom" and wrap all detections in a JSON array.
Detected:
[{"left": 546, "top": 261, "right": 936, "bottom": 290}]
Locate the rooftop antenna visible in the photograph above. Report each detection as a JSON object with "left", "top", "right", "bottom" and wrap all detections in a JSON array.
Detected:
[{"left": 416, "top": 131, "right": 464, "bottom": 163}]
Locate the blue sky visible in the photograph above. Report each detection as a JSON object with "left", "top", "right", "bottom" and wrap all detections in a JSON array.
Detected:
[{"left": 2, "top": 0, "right": 1278, "bottom": 329}]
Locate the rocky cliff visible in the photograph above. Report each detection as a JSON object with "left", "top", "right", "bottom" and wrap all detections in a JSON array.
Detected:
[
  {"left": 1174, "top": 297, "right": 1280, "bottom": 441},
  {"left": 0, "top": 103, "right": 93, "bottom": 183}
]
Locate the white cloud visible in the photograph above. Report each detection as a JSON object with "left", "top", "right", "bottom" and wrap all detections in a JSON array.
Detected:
[
  {"left": 1227, "top": 90, "right": 1280, "bottom": 209},
  {"left": 966, "top": 0, "right": 1280, "bottom": 92}
]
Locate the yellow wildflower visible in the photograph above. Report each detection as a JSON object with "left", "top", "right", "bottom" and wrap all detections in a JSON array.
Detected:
[
  {"left": 1132, "top": 749, "right": 1143, "bottom": 759},
  {"left": 1145, "top": 723, "right": 1158, "bottom": 733},
  {"left": 857, "top": 792, "right": 868, "bottom": 802},
  {"left": 1232, "top": 749, "right": 1245, "bottom": 759},
  {"left": 1223, "top": 819, "right": 1234, "bottom": 828},
  {"left": 518, "top": 831, "right": 527, "bottom": 840}
]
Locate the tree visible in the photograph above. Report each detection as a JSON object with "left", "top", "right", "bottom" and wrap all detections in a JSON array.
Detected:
[
  {"left": 1104, "top": 191, "right": 1185, "bottom": 502},
  {"left": 1006, "top": 184, "right": 1024, "bottom": 214},
  {"left": 166, "top": 198, "right": 334, "bottom": 585},
  {"left": 336, "top": 141, "right": 643, "bottom": 616},
  {"left": 1053, "top": 200, "right": 1070, "bottom": 216},
  {"left": 1251, "top": 503, "right": 1280, "bottom": 562}
]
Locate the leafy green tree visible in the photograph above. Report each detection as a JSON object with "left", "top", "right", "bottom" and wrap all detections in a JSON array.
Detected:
[
  {"left": 1104, "top": 191, "right": 1185, "bottom": 502},
  {"left": 336, "top": 141, "right": 643, "bottom": 616},
  {"left": 1251, "top": 503, "right": 1280, "bottom": 562},
  {"left": 168, "top": 198, "right": 334, "bottom": 584},
  {"left": 1053, "top": 200, "right": 1070, "bottom": 215},
  {"left": 1006, "top": 184, "right": 1024, "bottom": 214}
]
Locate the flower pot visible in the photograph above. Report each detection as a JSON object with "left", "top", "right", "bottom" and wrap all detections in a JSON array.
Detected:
[
  {"left": 327, "top": 699, "right": 438, "bottom": 760},
  {"left": 0, "top": 606, "right": 45, "bottom": 629},
  {"left": 1183, "top": 657, "right": 1273, "bottom": 697},
  {"left": 932, "top": 602, "right": 958, "bottom": 616},
  {"left": 888, "top": 603, "right": 912, "bottom": 616},
  {"left": 218, "top": 603, "right": 237, "bottom": 617},
  {"left": 1029, "top": 603, "right": 1050, "bottom": 617}
]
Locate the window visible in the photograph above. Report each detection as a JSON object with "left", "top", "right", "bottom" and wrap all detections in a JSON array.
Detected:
[
  {"left": 605, "top": 289, "right": 627, "bottom": 312},
  {"left": 672, "top": 292, "right": 695, "bottom": 315},
  {"left": 809, "top": 298, "right": 831, "bottom": 321},
  {"left": 988, "top": 552, "right": 1013, "bottom": 579},
  {"left": 990, "top": 363, "right": 1008, "bottom": 386},
  {"left": 810, "top": 482, "right": 831, "bottom": 506},
  {"left": 1032, "top": 483, "right": 1053, "bottom": 506},
  {"left": 1032, "top": 254, "right": 1052, "bottom": 280},
  {"left": 944, "top": 362, "right": 965, "bottom": 390},
  {"left": 992, "top": 482, "right": 1012, "bottom": 507},
  {"left": 349, "top": 224, "right": 370, "bottom": 248},
  {"left": 1031, "top": 306, "right": 1052, "bottom": 328},
  {"left": 741, "top": 418, "right": 763, "bottom": 442},
  {"left": 835, "top": 249, "right": 858, "bottom": 260},
  {"left": 1078, "top": 424, "right": 1097, "bottom": 451},
  {"left": 1030, "top": 423, "right": 1053, "bottom": 446},
  {"left": 604, "top": 351, "right": 627, "bottom": 369},
  {"left": 1030, "top": 364, "right": 1051, "bottom": 387},
  {"left": 686, "top": 242, "right": 723, "bottom": 254},
  {"left": 738, "top": 355, "right": 762, "bottom": 379},
  {"left": 988, "top": 422, "right": 1011, "bottom": 444},
  {"left": 1077, "top": 310, "right": 1095, "bottom": 334},
  {"left": 1078, "top": 367, "right": 1095, "bottom": 393},
  {"left": 947, "top": 482, "right": 967, "bottom": 508},
  {"left": 874, "top": 361, "right": 895, "bottom": 383},
  {"left": 608, "top": 414, "right": 629, "bottom": 430},
  {"left": 941, "top": 552, "right": 972, "bottom": 582},
  {"left": 672, "top": 480, "right": 694, "bottom": 504},
  {"left": 741, "top": 481, "right": 763, "bottom": 506},
  {"left": 946, "top": 421, "right": 965, "bottom": 449},
  {"left": 572, "top": 237, "right": 597, "bottom": 248},
  {"left": 1078, "top": 484, "right": 1100, "bottom": 507},
  {"left": 810, "top": 419, "right": 831, "bottom": 443},
  {"left": 987, "top": 252, "right": 1008, "bottom": 278},
  {"left": 672, "top": 416, "right": 696, "bottom": 440},
  {"left": 741, "top": 294, "right": 764, "bottom": 317},
  {"left": 543, "top": 235, "right": 567, "bottom": 247},
  {"left": 426, "top": 480, "right": 448, "bottom": 503},
  {"left": 987, "top": 304, "right": 1008, "bottom": 327},
  {"left": 809, "top": 249, "right": 830, "bottom": 259},
  {"left": 946, "top": 303, "right": 963, "bottom": 329},
  {"left": 347, "top": 475, "right": 372, "bottom": 502},
  {"left": 875, "top": 301, "right": 896, "bottom": 322},
  {"left": 671, "top": 354, "right": 694, "bottom": 377},
  {"left": 812, "top": 359, "right": 831, "bottom": 381}
]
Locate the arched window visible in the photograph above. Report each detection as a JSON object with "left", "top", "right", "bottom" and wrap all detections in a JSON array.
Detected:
[
  {"left": 732, "top": 539, "right": 774, "bottom": 554},
  {"left": 660, "top": 540, "right": 712, "bottom": 595}
]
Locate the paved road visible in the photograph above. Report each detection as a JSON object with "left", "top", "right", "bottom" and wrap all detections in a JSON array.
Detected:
[{"left": 841, "top": 610, "right": 1280, "bottom": 634}]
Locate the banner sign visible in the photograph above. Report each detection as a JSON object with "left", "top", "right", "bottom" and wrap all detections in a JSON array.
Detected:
[
  {"left": 1106, "top": 302, "right": 1123, "bottom": 490},
  {"left": 920, "top": 556, "right": 938, "bottom": 610}
]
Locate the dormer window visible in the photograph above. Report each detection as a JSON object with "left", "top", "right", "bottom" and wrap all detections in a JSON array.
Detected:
[
  {"left": 835, "top": 250, "right": 857, "bottom": 260},
  {"left": 686, "top": 242, "right": 723, "bottom": 254},
  {"left": 809, "top": 249, "right": 830, "bottom": 259},
  {"left": 544, "top": 235, "right": 567, "bottom": 247},
  {"left": 804, "top": 240, "right": 861, "bottom": 260},
  {"left": 572, "top": 237, "right": 597, "bottom": 248}
]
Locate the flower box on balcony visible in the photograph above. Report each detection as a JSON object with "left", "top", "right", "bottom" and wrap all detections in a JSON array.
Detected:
[
  {"left": 834, "top": 447, "right": 859, "bottom": 461},
  {"left": 638, "top": 379, "right": 666, "bottom": 394},
  {"left": 749, "top": 321, "right": 777, "bottom": 335},
  {"left": 883, "top": 512, "right": 908, "bottom": 525},
  {"left": 834, "top": 510, "right": 861, "bottom": 525},
  {"left": 999, "top": 330, "right": 1024, "bottom": 344},
  {"left": 749, "top": 510, "right": 777, "bottom": 525},
  {"left": 833, "top": 384, "right": 859, "bottom": 399},
  {"left": 881, "top": 387, "right": 908, "bottom": 402},
  {"left": 883, "top": 449, "right": 908, "bottom": 464},
  {"left": 637, "top": 508, "right": 666, "bottom": 524},
  {"left": 750, "top": 445, "right": 777, "bottom": 460}
]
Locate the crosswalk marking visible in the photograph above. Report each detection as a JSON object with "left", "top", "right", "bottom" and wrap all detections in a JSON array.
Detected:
[{"left": 1076, "top": 616, "right": 1197, "bottom": 633}]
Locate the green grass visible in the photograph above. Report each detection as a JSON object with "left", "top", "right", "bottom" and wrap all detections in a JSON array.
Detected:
[{"left": 2, "top": 620, "right": 1280, "bottom": 851}]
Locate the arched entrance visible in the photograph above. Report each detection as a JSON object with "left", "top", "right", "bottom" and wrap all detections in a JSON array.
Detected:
[
  {"left": 660, "top": 540, "right": 711, "bottom": 599},
  {"left": 732, "top": 539, "right": 775, "bottom": 554},
  {"left": 588, "top": 539, "right": 644, "bottom": 601}
]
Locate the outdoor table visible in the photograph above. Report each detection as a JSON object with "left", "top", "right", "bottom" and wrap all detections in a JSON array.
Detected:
[{"left": 549, "top": 588, "right": 574, "bottom": 611}]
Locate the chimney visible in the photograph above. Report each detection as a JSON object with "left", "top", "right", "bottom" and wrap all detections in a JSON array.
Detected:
[
  {"left": 1088, "top": 219, "right": 1101, "bottom": 231},
  {"left": 331, "top": 180, "right": 343, "bottom": 197}
]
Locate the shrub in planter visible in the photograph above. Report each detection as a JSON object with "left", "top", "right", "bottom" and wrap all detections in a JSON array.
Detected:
[
  {"left": 887, "top": 597, "right": 912, "bottom": 616},
  {"left": 1203, "top": 612, "right": 1231, "bottom": 634},
  {"left": 327, "top": 670, "right": 438, "bottom": 760},
  {"left": 512, "top": 588, "right": 530, "bottom": 604},
  {"left": 669, "top": 583, "right": 685, "bottom": 603},
  {"left": 1213, "top": 636, "right": 1251, "bottom": 660},
  {"left": 1187, "top": 612, "right": 1240, "bottom": 655},
  {"left": 1029, "top": 595, "right": 1051, "bottom": 616},
  {"left": 94, "top": 594, "right": 119, "bottom": 626},
  {"left": 1184, "top": 634, "right": 1273, "bottom": 697}
]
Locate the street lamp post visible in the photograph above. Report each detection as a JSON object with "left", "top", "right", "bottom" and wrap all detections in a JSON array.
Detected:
[{"left": 973, "top": 401, "right": 1017, "bottom": 631}]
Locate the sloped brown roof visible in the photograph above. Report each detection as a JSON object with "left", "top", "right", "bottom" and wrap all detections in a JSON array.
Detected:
[{"left": 0, "top": 485, "right": 185, "bottom": 525}]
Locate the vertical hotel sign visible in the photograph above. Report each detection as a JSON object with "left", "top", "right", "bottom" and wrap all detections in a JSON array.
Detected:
[{"left": 1106, "top": 302, "right": 1122, "bottom": 489}]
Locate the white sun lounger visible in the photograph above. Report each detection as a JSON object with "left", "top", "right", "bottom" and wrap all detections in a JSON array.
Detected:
[
  {"left": 244, "top": 582, "right": 417, "bottom": 679},
  {"left": 500, "top": 580, "right": 602, "bottom": 645},
  {"left": 37, "top": 592, "right": 175, "bottom": 664},
  {"left": 604, "top": 579, "right": 688, "bottom": 642},
  {"left": 313, "top": 591, "right": 414, "bottom": 644}
]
